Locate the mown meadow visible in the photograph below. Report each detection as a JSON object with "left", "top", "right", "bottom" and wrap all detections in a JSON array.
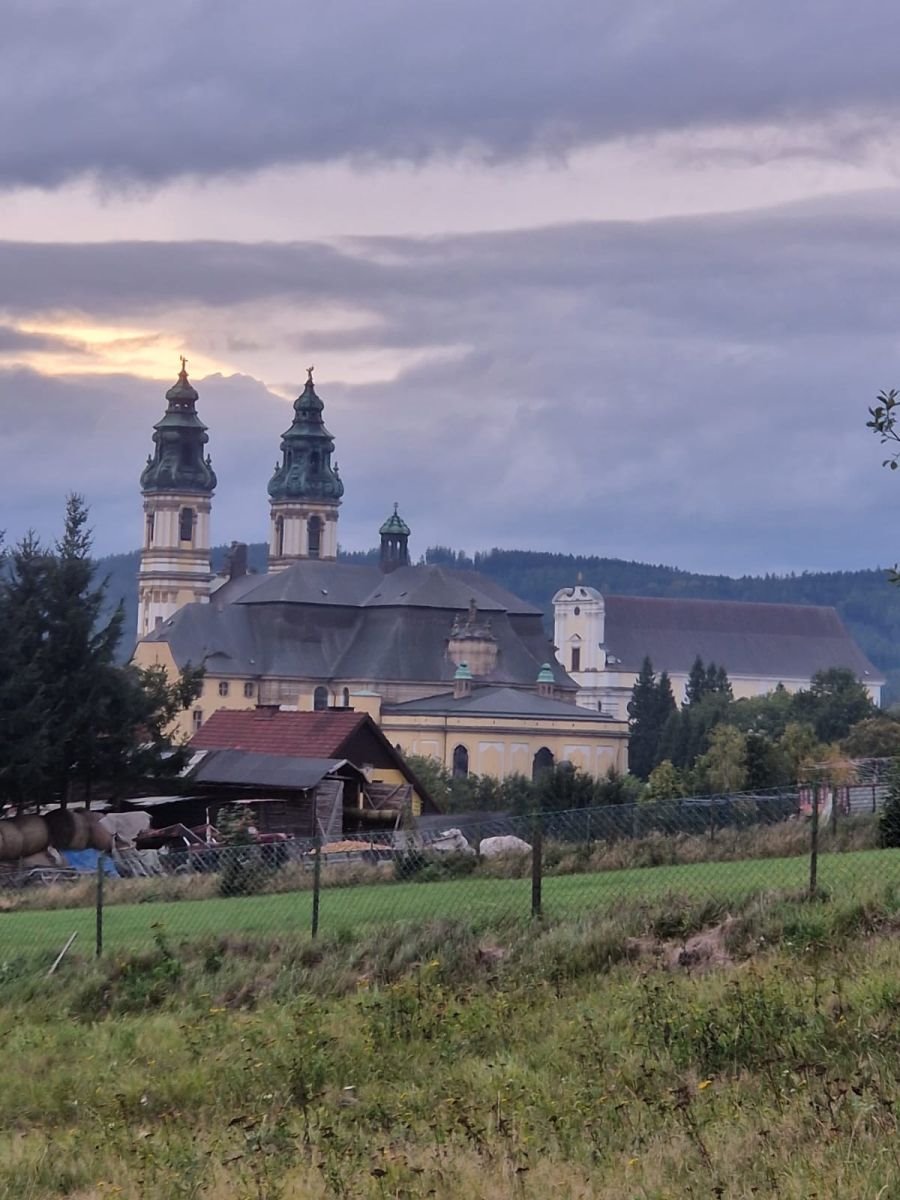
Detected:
[{"left": 6, "top": 877, "right": 900, "bottom": 1198}]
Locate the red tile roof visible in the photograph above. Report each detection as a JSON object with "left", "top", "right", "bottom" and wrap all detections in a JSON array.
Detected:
[{"left": 190, "top": 708, "right": 368, "bottom": 758}]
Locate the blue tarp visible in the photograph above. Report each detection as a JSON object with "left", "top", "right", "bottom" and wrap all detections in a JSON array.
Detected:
[{"left": 61, "top": 849, "right": 119, "bottom": 877}]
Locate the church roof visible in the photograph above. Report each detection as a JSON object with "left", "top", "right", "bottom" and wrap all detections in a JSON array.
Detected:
[
  {"left": 602, "top": 594, "right": 884, "bottom": 682},
  {"left": 384, "top": 685, "right": 620, "bottom": 722},
  {"left": 145, "top": 558, "right": 568, "bottom": 690}
]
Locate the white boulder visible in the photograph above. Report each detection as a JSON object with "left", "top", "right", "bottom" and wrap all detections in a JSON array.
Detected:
[
  {"left": 429, "top": 828, "right": 475, "bottom": 856},
  {"left": 479, "top": 835, "right": 533, "bottom": 858}
]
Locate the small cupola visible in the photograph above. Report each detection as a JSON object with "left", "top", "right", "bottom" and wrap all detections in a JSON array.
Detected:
[
  {"left": 537, "top": 663, "right": 556, "bottom": 698},
  {"left": 454, "top": 662, "right": 473, "bottom": 699},
  {"left": 379, "top": 503, "right": 411, "bottom": 572}
]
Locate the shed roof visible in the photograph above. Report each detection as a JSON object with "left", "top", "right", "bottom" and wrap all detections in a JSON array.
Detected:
[{"left": 185, "top": 749, "right": 351, "bottom": 790}]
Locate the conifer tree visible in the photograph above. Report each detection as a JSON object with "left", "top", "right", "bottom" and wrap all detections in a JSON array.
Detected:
[
  {"left": 0, "top": 496, "right": 202, "bottom": 811},
  {"left": 627, "top": 657, "right": 660, "bottom": 780},
  {"left": 656, "top": 670, "right": 677, "bottom": 734},
  {"left": 685, "top": 656, "right": 708, "bottom": 706}
]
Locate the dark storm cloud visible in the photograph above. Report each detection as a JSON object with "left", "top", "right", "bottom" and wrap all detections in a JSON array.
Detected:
[
  {"left": 2, "top": 0, "right": 900, "bottom": 188},
  {"left": 2, "top": 192, "right": 900, "bottom": 574}
]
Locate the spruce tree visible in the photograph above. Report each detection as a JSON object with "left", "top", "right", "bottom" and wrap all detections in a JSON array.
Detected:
[
  {"left": 627, "top": 657, "right": 660, "bottom": 780},
  {"left": 41, "top": 496, "right": 126, "bottom": 804},
  {"left": 656, "top": 671, "right": 677, "bottom": 733},
  {"left": 0, "top": 533, "right": 52, "bottom": 811},
  {"left": 685, "top": 656, "right": 707, "bottom": 706},
  {"left": 0, "top": 497, "right": 202, "bottom": 811}
]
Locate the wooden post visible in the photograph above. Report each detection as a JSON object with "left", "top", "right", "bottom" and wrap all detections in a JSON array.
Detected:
[
  {"left": 830, "top": 783, "right": 839, "bottom": 837},
  {"left": 95, "top": 854, "right": 105, "bottom": 958},
  {"left": 531, "top": 811, "right": 543, "bottom": 919},
  {"left": 809, "top": 782, "right": 819, "bottom": 899},
  {"left": 311, "top": 835, "right": 322, "bottom": 938}
]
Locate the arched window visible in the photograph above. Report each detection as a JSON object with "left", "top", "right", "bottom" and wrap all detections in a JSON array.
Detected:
[
  {"left": 452, "top": 744, "right": 469, "bottom": 778},
  {"left": 310, "top": 450, "right": 320, "bottom": 472},
  {"left": 274, "top": 515, "right": 285, "bottom": 558},
  {"left": 313, "top": 686, "right": 329, "bottom": 711},
  {"left": 145, "top": 513, "right": 155, "bottom": 547},
  {"left": 342, "top": 687, "right": 350, "bottom": 707},
  {"left": 532, "top": 747, "right": 554, "bottom": 781},
  {"left": 307, "top": 515, "right": 323, "bottom": 558},
  {"left": 179, "top": 506, "right": 194, "bottom": 543},
  {"left": 243, "top": 681, "right": 256, "bottom": 699}
]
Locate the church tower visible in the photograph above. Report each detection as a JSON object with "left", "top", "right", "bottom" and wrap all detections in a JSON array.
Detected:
[
  {"left": 552, "top": 583, "right": 609, "bottom": 711},
  {"left": 137, "top": 360, "right": 217, "bottom": 639},
  {"left": 267, "top": 368, "right": 343, "bottom": 570}
]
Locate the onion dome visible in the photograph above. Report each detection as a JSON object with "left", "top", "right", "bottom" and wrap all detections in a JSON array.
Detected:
[
  {"left": 268, "top": 367, "right": 344, "bottom": 503},
  {"left": 140, "top": 359, "right": 217, "bottom": 494}
]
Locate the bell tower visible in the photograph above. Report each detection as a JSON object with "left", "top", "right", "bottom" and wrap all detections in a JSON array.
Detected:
[
  {"left": 137, "top": 359, "right": 217, "bottom": 639},
  {"left": 267, "top": 367, "right": 343, "bottom": 570}
]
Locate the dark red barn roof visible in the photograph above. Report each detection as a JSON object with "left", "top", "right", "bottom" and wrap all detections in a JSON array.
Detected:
[
  {"left": 190, "top": 708, "right": 370, "bottom": 758},
  {"left": 189, "top": 707, "right": 438, "bottom": 811}
]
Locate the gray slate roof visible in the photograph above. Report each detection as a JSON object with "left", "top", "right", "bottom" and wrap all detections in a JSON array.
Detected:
[
  {"left": 603, "top": 595, "right": 884, "bottom": 682},
  {"left": 384, "top": 685, "right": 619, "bottom": 722},
  {"left": 145, "top": 559, "right": 569, "bottom": 690}
]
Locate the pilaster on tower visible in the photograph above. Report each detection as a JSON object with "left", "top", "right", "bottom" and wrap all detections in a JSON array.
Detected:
[
  {"left": 267, "top": 367, "right": 343, "bottom": 571},
  {"left": 137, "top": 360, "right": 216, "bottom": 640}
]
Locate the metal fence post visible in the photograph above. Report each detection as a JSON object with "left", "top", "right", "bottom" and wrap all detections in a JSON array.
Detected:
[
  {"left": 95, "top": 853, "right": 105, "bottom": 958},
  {"left": 311, "top": 835, "right": 322, "bottom": 938},
  {"left": 531, "top": 811, "right": 543, "bottom": 918},
  {"left": 809, "top": 782, "right": 819, "bottom": 899}
]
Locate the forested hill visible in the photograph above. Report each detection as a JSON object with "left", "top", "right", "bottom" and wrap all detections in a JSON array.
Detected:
[{"left": 102, "top": 544, "right": 900, "bottom": 701}]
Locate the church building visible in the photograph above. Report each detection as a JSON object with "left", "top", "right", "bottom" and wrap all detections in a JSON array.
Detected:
[{"left": 132, "top": 366, "right": 631, "bottom": 782}]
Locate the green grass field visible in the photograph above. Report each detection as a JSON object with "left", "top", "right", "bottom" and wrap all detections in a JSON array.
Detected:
[{"left": 4, "top": 845, "right": 900, "bottom": 960}]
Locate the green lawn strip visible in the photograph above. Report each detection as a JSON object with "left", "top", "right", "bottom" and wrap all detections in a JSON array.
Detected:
[{"left": 3, "top": 846, "right": 900, "bottom": 962}]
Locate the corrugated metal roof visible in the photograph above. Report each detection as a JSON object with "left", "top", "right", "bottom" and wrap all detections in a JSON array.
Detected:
[{"left": 187, "top": 749, "right": 348, "bottom": 789}]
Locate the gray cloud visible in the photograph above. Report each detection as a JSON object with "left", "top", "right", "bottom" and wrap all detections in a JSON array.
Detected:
[
  {"left": 3, "top": 1, "right": 900, "bottom": 189},
  {"left": 2, "top": 193, "right": 900, "bottom": 574},
  {"left": 0, "top": 325, "right": 85, "bottom": 354}
]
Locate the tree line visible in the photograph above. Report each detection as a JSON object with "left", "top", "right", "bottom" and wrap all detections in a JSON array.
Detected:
[
  {"left": 627, "top": 655, "right": 892, "bottom": 800},
  {"left": 0, "top": 497, "right": 202, "bottom": 813}
]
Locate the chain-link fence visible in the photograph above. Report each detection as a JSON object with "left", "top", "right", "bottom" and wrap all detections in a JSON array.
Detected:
[{"left": 2, "top": 777, "right": 898, "bottom": 968}]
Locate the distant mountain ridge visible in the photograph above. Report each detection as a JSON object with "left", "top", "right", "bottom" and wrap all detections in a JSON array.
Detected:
[{"left": 105, "top": 544, "right": 900, "bottom": 702}]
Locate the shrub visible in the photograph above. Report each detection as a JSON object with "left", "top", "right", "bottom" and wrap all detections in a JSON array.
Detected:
[{"left": 880, "top": 763, "right": 900, "bottom": 848}]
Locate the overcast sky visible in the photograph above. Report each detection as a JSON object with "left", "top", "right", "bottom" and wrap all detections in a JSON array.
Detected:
[{"left": 3, "top": 1, "right": 900, "bottom": 575}]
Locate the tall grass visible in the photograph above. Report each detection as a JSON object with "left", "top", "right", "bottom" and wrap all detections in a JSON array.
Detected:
[{"left": 5, "top": 889, "right": 900, "bottom": 1198}]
